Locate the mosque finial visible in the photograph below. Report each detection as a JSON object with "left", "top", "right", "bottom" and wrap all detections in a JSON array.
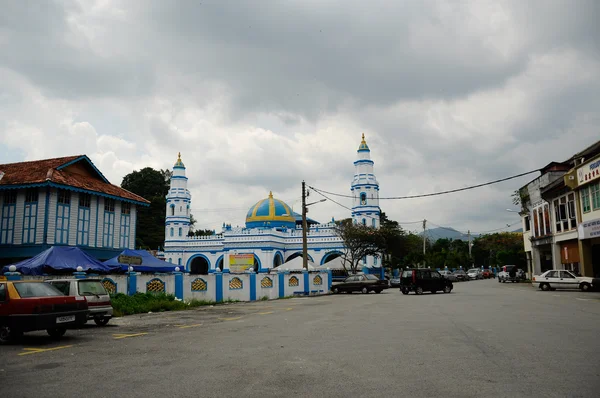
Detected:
[
  {"left": 174, "top": 152, "right": 185, "bottom": 167},
  {"left": 358, "top": 133, "right": 369, "bottom": 151},
  {"left": 269, "top": 191, "right": 273, "bottom": 198}
]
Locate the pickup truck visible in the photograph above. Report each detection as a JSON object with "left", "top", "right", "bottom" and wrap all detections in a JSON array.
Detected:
[
  {"left": 0, "top": 280, "right": 89, "bottom": 344},
  {"left": 532, "top": 270, "right": 594, "bottom": 292}
]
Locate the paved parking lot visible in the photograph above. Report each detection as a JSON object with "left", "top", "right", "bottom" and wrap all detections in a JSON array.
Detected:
[{"left": 2, "top": 280, "right": 600, "bottom": 398}]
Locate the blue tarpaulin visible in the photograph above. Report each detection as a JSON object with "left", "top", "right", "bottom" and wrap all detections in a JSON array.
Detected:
[
  {"left": 103, "top": 249, "right": 178, "bottom": 273},
  {"left": 2, "top": 246, "right": 121, "bottom": 276}
]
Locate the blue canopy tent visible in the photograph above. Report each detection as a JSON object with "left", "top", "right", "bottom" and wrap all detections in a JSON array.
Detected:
[
  {"left": 103, "top": 249, "right": 179, "bottom": 273},
  {"left": 2, "top": 246, "right": 121, "bottom": 276}
]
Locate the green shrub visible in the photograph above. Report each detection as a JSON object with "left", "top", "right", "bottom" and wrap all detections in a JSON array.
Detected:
[{"left": 111, "top": 292, "right": 207, "bottom": 316}]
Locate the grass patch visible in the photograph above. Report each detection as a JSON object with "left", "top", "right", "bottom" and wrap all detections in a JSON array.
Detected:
[
  {"left": 260, "top": 296, "right": 269, "bottom": 301},
  {"left": 111, "top": 292, "right": 216, "bottom": 317}
]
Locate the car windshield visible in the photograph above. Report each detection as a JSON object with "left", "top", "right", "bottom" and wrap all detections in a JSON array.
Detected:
[
  {"left": 468, "top": 269, "right": 479, "bottom": 273},
  {"left": 364, "top": 275, "right": 379, "bottom": 280},
  {"left": 453, "top": 270, "right": 464, "bottom": 274},
  {"left": 14, "top": 282, "right": 64, "bottom": 298},
  {"left": 78, "top": 280, "right": 108, "bottom": 296},
  {"left": 402, "top": 271, "right": 413, "bottom": 278}
]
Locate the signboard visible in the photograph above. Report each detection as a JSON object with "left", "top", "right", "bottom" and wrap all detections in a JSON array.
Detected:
[
  {"left": 560, "top": 241, "right": 580, "bottom": 264},
  {"left": 118, "top": 255, "right": 143, "bottom": 265},
  {"left": 229, "top": 254, "right": 254, "bottom": 273},
  {"left": 577, "top": 158, "right": 600, "bottom": 186},
  {"left": 578, "top": 218, "right": 600, "bottom": 240}
]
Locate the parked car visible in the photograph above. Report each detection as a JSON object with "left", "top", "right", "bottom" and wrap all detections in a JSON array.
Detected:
[
  {"left": 532, "top": 270, "right": 594, "bottom": 292},
  {"left": 0, "top": 280, "right": 88, "bottom": 344},
  {"left": 452, "top": 270, "right": 469, "bottom": 281},
  {"left": 331, "top": 274, "right": 389, "bottom": 294},
  {"left": 399, "top": 268, "right": 453, "bottom": 295},
  {"left": 498, "top": 265, "right": 525, "bottom": 283},
  {"left": 390, "top": 278, "right": 402, "bottom": 288},
  {"left": 46, "top": 278, "right": 113, "bottom": 326},
  {"left": 467, "top": 268, "right": 483, "bottom": 280},
  {"left": 438, "top": 270, "right": 458, "bottom": 282},
  {"left": 481, "top": 269, "right": 494, "bottom": 279},
  {"left": 593, "top": 278, "right": 600, "bottom": 292}
]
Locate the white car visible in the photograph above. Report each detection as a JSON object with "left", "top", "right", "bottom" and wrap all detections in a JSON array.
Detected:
[
  {"left": 467, "top": 269, "right": 482, "bottom": 280},
  {"left": 532, "top": 270, "right": 594, "bottom": 292}
]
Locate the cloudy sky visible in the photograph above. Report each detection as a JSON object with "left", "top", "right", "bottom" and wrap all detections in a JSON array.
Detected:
[{"left": 1, "top": 0, "right": 599, "bottom": 235}]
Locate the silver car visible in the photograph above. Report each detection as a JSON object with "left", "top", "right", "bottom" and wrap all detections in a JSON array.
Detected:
[{"left": 46, "top": 278, "right": 113, "bottom": 326}]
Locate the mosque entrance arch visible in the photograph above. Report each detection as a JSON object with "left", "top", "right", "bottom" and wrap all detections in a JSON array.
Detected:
[
  {"left": 321, "top": 251, "right": 343, "bottom": 265},
  {"left": 273, "top": 252, "right": 283, "bottom": 268},
  {"left": 285, "top": 252, "right": 314, "bottom": 263},
  {"left": 216, "top": 256, "right": 224, "bottom": 271},
  {"left": 190, "top": 256, "right": 209, "bottom": 275}
]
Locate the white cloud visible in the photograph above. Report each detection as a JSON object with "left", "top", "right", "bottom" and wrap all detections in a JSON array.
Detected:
[{"left": 0, "top": 0, "right": 599, "bottom": 234}]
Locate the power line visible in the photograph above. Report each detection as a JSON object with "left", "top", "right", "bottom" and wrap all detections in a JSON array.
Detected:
[{"left": 309, "top": 169, "right": 539, "bottom": 200}]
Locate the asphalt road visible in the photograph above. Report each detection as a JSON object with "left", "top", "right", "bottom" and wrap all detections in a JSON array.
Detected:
[{"left": 2, "top": 279, "right": 600, "bottom": 398}]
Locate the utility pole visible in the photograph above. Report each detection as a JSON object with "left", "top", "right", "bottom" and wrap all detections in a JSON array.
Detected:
[
  {"left": 422, "top": 219, "right": 427, "bottom": 267},
  {"left": 468, "top": 230, "right": 472, "bottom": 266},
  {"left": 301, "top": 181, "right": 308, "bottom": 270}
]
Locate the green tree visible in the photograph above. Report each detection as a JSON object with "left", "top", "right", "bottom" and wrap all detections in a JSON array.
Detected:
[
  {"left": 334, "top": 219, "right": 385, "bottom": 274},
  {"left": 121, "top": 167, "right": 171, "bottom": 250}
]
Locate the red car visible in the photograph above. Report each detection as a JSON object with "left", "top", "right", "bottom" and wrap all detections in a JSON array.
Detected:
[
  {"left": 482, "top": 269, "right": 494, "bottom": 279},
  {"left": 0, "top": 280, "right": 89, "bottom": 344}
]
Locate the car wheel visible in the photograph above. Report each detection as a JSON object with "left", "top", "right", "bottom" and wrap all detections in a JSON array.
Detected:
[
  {"left": 361, "top": 287, "right": 368, "bottom": 294},
  {"left": 443, "top": 286, "right": 452, "bottom": 294},
  {"left": 400, "top": 288, "right": 409, "bottom": 295},
  {"left": 332, "top": 287, "right": 339, "bottom": 294},
  {"left": 415, "top": 286, "right": 423, "bottom": 295},
  {"left": 375, "top": 289, "right": 382, "bottom": 294},
  {"left": 540, "top": 283, "right": 551, "bottom": 291},
  {"left": 498, "top": 278, "right": 501, "bottom": 283},
  {"left": 0, "top": 325, "right": 13, "bottom": 345},
  {"left": 580, "top": 283, "right": 591, "bottom": 292},
  {"left": 94, "top": 317, "right": 110, "bottom": 326},
  {"left": 47, "top": 328, "right": 67, "bottom": 339}
]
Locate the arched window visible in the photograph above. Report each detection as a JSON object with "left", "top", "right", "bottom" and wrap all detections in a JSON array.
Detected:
[
  {"left": 360, "top": 192, "right": 367, "bottom": 205},
  {"left": 374, "top": 257, "right": 378, "bottom": 265},
  {"left": 362, "top": 218, "right": 366, "bottom": 226},
  {"left": 362, "top": 256, "right": 367, "bottom": 264},
  {"left": 178, "top": 227, "right": 182, "bottom": 236},
  {"left": 168, "top": 258, "right": 172, "bottom": 263},
  {"left": 178, "top": 258, "right": 182, "bottom": 266},
  {"left": 180, "top": 206, "right": 182, "bottom": 212},
  {"left": 171, "top": 206, "right": 175, "bottom": 216},
  {"left": 353, "top": 219, "right": 357, "bottom": 225},
  {"left": 372, "top": 218, "right": 376, "bottom": 227},
  {"left": 170, "top": 228, "right": 174, "bottom": 237}
]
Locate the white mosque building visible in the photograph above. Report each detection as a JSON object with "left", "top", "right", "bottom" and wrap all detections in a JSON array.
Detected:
[{"left": 163, "top": 135, "right": 381, "bottom": 275}]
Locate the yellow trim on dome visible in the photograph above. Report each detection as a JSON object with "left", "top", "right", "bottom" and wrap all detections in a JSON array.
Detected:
[{"left": 246, "top": 195, "right": 295, "bottom": 223}]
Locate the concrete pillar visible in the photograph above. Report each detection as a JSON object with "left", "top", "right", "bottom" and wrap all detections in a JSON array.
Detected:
[
  {"left": 303, "top": 270, "right": 309, "bottom": 296},
  {"left": 215, "top": 270, "right": 223, "bottom": 302},
  {"left": 249, "top": 271, "right": 257, "bottom": 301},
  {"left": 551, "top": 243, "right": 562, "bottom": 270},
  {"left": 127, "top": 271, "right": 137, "bottom": 295},
  {"left": 174, "top": 272, "right": 183, "bottom": 300},
  {"left": 531, "top": 247, "right": 542, "bottom": 275},
  {"left": 579, "top": 240, "right": 594, "bottom": 277},
  {"left": 278, "top": 271, "right": 285, "bottom": 298}
]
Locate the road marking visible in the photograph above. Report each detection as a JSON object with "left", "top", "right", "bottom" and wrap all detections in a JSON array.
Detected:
[
  {"left": 113, "top": 333, "right": 148, "bottom": 339},
  {"left": 552, "top": 295, "right": 562, "bottom": 297},
  {"left": 576, "top": 298, "right": 591, "bottom": 301},
  {"left": 219, "top": 316, "right": 243, "bottom": 321},
  {"left": 19, "top": 345, "right": 73, "bottom": 356},
  {"left": 256, "top": 311, "right": 274, "bottom": 315},
  {"left": 176, "top": 323, "right": 202, "bottom": 329},
  {"left": 284, "top": 307, "right": 294, "bottom": 311}
]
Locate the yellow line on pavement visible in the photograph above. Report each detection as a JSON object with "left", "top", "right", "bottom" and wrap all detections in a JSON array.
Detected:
[
  {"left": 113, "top": 333, "right": 148, "bottom": 339},
  {"left": 219, "top": 316, "right": 243, "bottom": 321},
  {"left": 284, "top": 307, "right": 294, "bottom": 311},
  {"left": 256, "top": 311, "right": 274, "bottom": 315},
  {"left": 19, "top": 345, "right": 73, "bottom": 356},
  {"left": 177, "top": 323, "right": 203, "bottom": 329}
]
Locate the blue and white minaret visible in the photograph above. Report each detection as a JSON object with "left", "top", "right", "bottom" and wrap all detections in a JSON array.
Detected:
[
  {"left": 351, "top": 134, "right": 380, "bottom": 228},
  {"left": 165, "top": 153, "right": 191, "bottom": 244},
  {"left": 351, "top": 134, "right": 381, "bottom": 272}
]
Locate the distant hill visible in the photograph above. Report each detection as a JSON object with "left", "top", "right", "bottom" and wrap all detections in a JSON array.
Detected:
[
  {"left": 423, "top": 227, "right": 523, "bottom": 241},
  {"left": 424, "top": 227, "right": 476, "bottom": 241}
]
